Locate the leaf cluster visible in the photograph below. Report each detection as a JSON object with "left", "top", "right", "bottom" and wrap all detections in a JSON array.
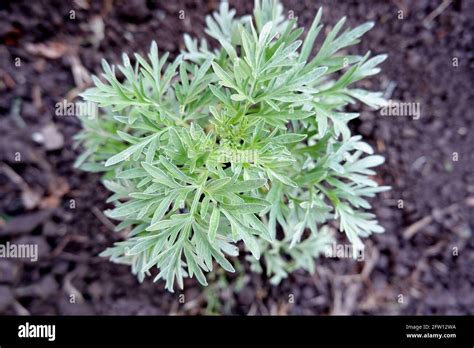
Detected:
[{"left": 76, "top": 0, "right": 389, "bottom": 291}]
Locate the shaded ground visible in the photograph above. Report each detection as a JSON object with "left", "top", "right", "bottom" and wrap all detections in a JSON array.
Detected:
[{"left": 0, "top": 0, "right": 473, "bottom": 315}]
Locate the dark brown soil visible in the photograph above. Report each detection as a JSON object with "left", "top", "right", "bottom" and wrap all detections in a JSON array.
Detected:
[{"left": 0, "top": 0, "right": 473, "bottom": 315}]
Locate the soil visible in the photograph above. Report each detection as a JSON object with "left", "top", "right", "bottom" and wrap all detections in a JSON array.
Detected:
[{"left": 0, "top": 0, "right": 473, "bottom": 315}]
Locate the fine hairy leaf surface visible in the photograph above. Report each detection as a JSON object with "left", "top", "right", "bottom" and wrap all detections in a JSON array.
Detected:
[{"left": 76, "top": 0, "right": 389, "bottom": 291}]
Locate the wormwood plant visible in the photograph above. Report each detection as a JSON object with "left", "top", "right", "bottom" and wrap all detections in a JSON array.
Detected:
[{"left": 75, "top": 0, "right": 389, "bottom": 291}]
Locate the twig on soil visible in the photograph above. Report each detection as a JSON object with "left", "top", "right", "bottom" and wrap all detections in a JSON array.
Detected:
[
  {"left": 424, "top": 240, "right": 447, "bottom": 256},
  {"left": 310, "top": 271, "right": 327, "bottom": 295},
  {"left": 47, "top": 234, "right": 88, "bottom": 259},
  {"left": 91, "top": 206, "right": 116, "bottom": 232},
  {"left": 376, "top": 139, "right": 386, "bottom": 153},
  {"left": 403, "top": 215, "right": 433, "bottom": 240},
  {"left": 247, "top": 303, "right": 258, "bottom": 315},
  {"left": 63, "top": 272, "right": 85, "bottom": 304},
  {"left": 1, "top": 163, "right": 28, "bottom": 189},
  {"left": 12, "top": 300, "right": 30, "bottom": 316},
  {"left": 68, "top": 54, "right": 91, "bottom": 89},
  {"left": 101, "top": 0, "right": 113, "bottom": 17},
  {"left": 403, "top": 202, "right": 460, "bottom": 240},
  {"left": 9, "top": 98, "right": 26, "bottom": 128},
  {"left": 331, "top": 279, "right": 361, "bottom": 315},
  {"left": 361, "top": 244, "right": 379, "bottom": 280},
  {"left": 168, "top": 300, "right": 179, "bottom": 315},
  {"left": 0, "top": 68, "right": 16, "bottom": 88},
  {"left": 422, "top": 0, "right": 453, "bottom": 29},
  {"left": 32, "top": 85, "right": 43, "bottom": 111},
  {"left": 257, "top": 302, "right": 270, "bottom": 315},
  {"left": 73, "top": 0, "right": 89, "bottom": 10},
  {"left": 278, "top": 301, "right": 290, "bottom": 315},
  {"left": 1, "top": 163, "right": 43, "bottom": 209},
  {"left": 326, "top": 242, "right": 379, "bottom": 314},
  {"left": 25, "top": 41, "right": 67, "bottom": 59},
  {"left": 334, "top": 241, "right": 379, "bottom": 283}
]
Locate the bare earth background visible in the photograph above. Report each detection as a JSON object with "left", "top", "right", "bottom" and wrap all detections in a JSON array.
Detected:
[{"left": 0, "top": 0, "right": 473, "bottom": 315}]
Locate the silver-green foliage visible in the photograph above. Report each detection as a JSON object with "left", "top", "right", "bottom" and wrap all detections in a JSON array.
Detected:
[{"left": 75, "top": 0, "right": 389, "bottom": 291}]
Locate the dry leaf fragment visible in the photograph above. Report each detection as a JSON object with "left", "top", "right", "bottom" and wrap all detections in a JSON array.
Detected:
[{"left": 25, "top": 41, "right": 67, "bottom": 59}]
